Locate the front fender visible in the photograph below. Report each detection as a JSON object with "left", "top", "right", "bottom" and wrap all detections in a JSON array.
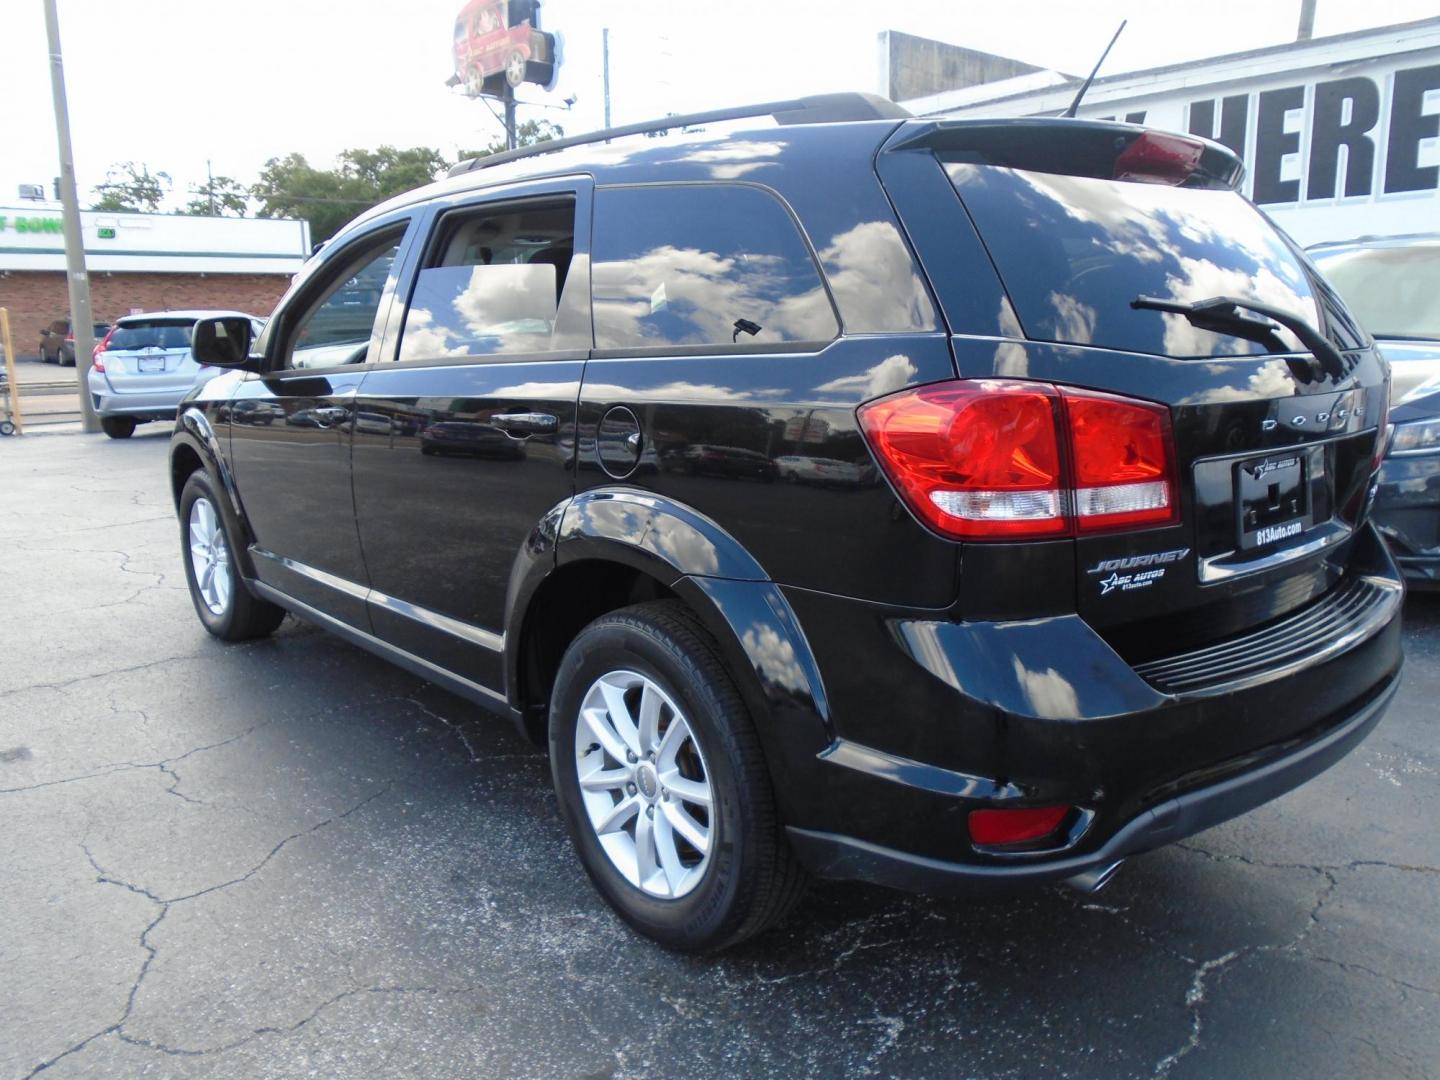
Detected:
[{"left": 171, "top": 407, "right": 257, "bottom": 580}]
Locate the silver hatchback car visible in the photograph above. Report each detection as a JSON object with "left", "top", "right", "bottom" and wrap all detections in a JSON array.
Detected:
[{"left": 89, "top": 310, "right": 265, "bottom": 439}]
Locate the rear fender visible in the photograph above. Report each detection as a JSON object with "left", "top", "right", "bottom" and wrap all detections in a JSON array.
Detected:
[{"left": 505, "top": 487, "right": 833, "bottom": 820}]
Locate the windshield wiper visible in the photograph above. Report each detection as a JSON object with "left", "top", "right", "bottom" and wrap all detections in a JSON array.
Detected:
[{"left": 1132, "top": 295, "right": 1348, "bottom": 380}]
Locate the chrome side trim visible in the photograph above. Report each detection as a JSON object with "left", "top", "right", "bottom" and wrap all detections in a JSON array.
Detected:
[
  {"left": 250, "top": 579, "right": 510, "bottom": 710},
  {"left": 251, "top": 548, "right": 504, "bottom": 652},
  {"left": 253, "top": 548, "right": 370, "bottom": 600},
  {"left": 368, "top": 587, "right": 504, "bottom": 652}
]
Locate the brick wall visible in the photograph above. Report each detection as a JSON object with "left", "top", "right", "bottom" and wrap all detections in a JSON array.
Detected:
[{"left": 0, "top": 271, "right": 290, "bottom": 357}]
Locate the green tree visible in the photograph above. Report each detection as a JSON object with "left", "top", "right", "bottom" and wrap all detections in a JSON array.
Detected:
[
  {"left": 92, "top": 162, "right": 171, "bottom": 213},
  {"left": 457, "top": 119, "right": 564, "bottom": 164},
  {"left": 251, "top": 146, "right": 447, "bottom": 243},
  {"left": 182, "top": 175, "right": 250, "bottom": 217}
]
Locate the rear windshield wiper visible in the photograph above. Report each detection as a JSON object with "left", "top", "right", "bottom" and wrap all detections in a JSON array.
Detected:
[{"left": 1132, "top": 295, "right": 1348, "bottom": 380}]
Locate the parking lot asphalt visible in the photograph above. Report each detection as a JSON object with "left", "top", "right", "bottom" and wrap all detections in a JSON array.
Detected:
[{"left": 2, "top": 429, "right": 1437, "bottom": 1079}]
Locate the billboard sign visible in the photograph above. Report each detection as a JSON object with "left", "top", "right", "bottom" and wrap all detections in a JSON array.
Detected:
[{"left": 450, "top": 0, "right": 558, "bottom": 98}]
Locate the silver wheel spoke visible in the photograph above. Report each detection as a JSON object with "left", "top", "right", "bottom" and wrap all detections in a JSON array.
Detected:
[
  {"left": 660, "top": 771, "right": 712, "bottom": 809},
  {"left": 637, "top": 683, "right": 662, "bottom": 755},
  {"left": 634, "top": 809, "right": 660, "bottom": 891},
  {"left": 594, "top": 793, "right": 641, "bottom": 835},
  {"left": 656, "top": 714, "right": 692, "bottom": 770},
  {"left": 652, "top": 809, "right": 686, "bottom": 894},
  {"left": 578, "top": 762, "right": 629, "bottom": 792},
  {"left": 598, "top": 678, "right": 642, "bottom": 756},
  {"left": 580, "top": 706, "right": 630, "bottom": 765},
  {"left": 661, "top": 799, "right": 709, "bottom": 855}
]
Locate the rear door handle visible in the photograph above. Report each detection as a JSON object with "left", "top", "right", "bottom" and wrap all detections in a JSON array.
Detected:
[
  {"left": 492, "top": 411, "right": 559, "bottom": 436},
  {"left": 313, "top": 406, "right": 350, "bottom": 426}
]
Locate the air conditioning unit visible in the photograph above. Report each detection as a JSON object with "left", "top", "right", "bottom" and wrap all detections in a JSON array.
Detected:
[{"left": 17, "top": 184, "right": 45, "bottom": 201}]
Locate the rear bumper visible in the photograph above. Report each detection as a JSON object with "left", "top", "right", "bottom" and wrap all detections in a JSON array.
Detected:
[
  {"left": 789, "top": 671, "right": 1398, "bottom": 893},
  {"left": 772, "top": 522, "right": 1405, "bottom": 891},
  {"left": 87, "top": 372, "right": 188, "bottom": 419}
]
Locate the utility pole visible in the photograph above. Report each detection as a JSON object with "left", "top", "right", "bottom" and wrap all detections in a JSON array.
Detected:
[
  {"left": 42, "top": 0, "right": 99, "bottom": 432},
  {"left": 602, "top": 28, "right": 612, "bottom": 129},
  {"left": 1296, "top": 0, "right": 1316, "bottom": 41}
]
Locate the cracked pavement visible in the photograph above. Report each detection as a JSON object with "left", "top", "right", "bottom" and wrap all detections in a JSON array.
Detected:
[{"left": 2, "top": 428, "right": 1437, "bottom": 1079}]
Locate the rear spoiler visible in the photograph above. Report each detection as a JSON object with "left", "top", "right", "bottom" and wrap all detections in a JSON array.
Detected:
[{"left": 885, "top": 118, "right": 1246, "bottom": 191}]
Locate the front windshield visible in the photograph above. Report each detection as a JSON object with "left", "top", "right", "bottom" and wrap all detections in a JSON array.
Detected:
[{"left": 1311, "top": 245, "right": 1440, "bottom": 341}]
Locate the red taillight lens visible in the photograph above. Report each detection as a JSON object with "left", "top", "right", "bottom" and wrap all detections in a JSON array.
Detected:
[
  {"left": 1113, "top": 131, "right": 1206, "bottom": 186},
  {"left": 1062, "top": 388, "right": 1177, "bottom": 533},
  {"left": 969, "top": 805, "right": 1072, "bottom": 846},
  {"left": 859, "top": 379, "right": 1177, "bottom": 541},
  {"left": 857, "top": 380, "right": 1067, "bottom": 539},
  {"left": 92, "top": 327, "right": 116, "bottom": 371}
]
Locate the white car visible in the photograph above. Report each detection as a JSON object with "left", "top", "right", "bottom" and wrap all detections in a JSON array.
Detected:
[
  {"left": 88, "top": 310, "right": 265, "bottom": 439},
  {"left": 775, "top": 455, "right": 865, "bottom": 487}
]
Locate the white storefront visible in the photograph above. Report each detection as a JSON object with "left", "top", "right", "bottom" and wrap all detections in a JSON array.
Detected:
[{"left": 900, "top": 18, "right": 1440, "bottom": 247}]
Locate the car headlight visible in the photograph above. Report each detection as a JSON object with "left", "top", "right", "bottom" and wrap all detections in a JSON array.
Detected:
[{"left": 1388, "top": 416, "right": 1440, "bottom": 456}]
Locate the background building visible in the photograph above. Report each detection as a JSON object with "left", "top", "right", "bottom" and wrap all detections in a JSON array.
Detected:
[
  {"left": 886, "top": 16, "right": 1440, "bottom": 247},
  {"left": 0, "top": 206, "right": 308, "bottom": 357}
]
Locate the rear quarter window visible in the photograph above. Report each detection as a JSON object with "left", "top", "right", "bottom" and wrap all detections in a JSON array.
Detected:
[
  {"left": 591, "top": 183, "right": 839, "bottom": 351},
  {"left": 945, "top": 162, "right": 1333, "bottom": 359}
]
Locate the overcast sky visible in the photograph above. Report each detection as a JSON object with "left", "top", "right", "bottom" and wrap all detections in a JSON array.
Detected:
[{"left": 3, "top": 0, "right": 1436, "bottom": 210}]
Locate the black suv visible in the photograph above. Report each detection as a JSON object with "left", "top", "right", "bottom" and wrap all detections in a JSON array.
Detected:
[{"left": 169, "top": 94, "right": 1403, "bottom": 951}]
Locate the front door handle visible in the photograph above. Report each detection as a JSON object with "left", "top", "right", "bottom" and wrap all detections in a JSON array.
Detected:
[{"left": 492, "top": 411, "right": 559, "bottom": 436}]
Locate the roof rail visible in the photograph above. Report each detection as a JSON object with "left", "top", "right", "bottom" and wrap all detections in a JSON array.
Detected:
[{"left": 447, "top": 92, "right": 910, "bottom": 177}]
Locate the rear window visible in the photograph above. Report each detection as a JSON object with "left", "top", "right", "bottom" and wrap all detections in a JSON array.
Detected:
[
  {"left": 109, "top": 321, "right": 193, "bottom": 350},
  {"left": 945, "top": 162, "right": 1329, "bottom": 359}
]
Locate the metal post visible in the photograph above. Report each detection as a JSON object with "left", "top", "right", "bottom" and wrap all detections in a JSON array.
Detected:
[
  {"left": 602, "top": 28, "right": 612, "bottom": 129},
  {"left": 1296, "top": 0, "right": 1316, "bottom": 41},
  {"left": 42, "top": 0, "right": 99, "bottom": 432}
]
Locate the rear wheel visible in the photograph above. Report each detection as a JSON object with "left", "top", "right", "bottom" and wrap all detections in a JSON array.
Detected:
[
  {"left": 550, "top": 601, "right": 805, "bottom": 951},
  {"left": 100, "top": 416, "right": 136, "bottom": 439},
  {"left": 179, "top": 471, "right": 285, "bottom": 641}
]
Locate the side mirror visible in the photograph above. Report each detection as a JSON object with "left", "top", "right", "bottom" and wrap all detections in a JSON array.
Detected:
[{"left": 192, "top": 316, "right": 256, "bottom": 369}]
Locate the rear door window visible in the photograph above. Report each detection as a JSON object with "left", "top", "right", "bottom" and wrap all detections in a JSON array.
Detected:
[
  {"left": 591, "top": 183, "right": 839, "bottom": 351},
  {"left": 396, "top": 198, "right": 583, "bottom": 362},
  {"left": 945, "top": 162, "right": 1342, "bottom": 358}
]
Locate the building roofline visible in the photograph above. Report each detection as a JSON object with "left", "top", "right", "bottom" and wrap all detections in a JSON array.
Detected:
[{"left": 907, "top": 15, "right": 1440, "bottom": 115}]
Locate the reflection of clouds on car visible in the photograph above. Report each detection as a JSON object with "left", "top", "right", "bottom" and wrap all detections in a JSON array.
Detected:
[
  {"left": 814, "top": 354, "right": 918, "bottom": 398},
  {"left": 741, "top": 622, "right": 808, "bottom": 693},
  {"left": 814, "top": 220, "right": 937, "bottom": 333}
]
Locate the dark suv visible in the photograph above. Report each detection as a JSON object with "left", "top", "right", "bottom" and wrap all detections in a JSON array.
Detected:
[{"left": 169, "top": 94, "right": 1403, "bottom": 951}]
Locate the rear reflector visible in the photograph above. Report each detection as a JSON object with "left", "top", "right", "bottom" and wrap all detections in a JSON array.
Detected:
[
  {"left": 969, "top": 805, "right": 1072, "bottom": 846},
  {"left": 858, "top": 379, "right": 1177, "bottom": 540}
]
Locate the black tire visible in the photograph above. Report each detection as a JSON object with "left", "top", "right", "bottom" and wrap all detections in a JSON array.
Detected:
[
  {"left": 549, "top": 600, "right": 806, "bottom": 951},
  {"left": 178, "top": 470, "right": 286, "bottom": 642},
  {"left": 100, "top": 416, "right": 136, "bottom": 439},
  {"left": 0, "top": 420, "right": 14, "bottom": 437}
]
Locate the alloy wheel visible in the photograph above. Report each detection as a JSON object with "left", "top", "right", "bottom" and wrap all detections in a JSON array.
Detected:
[
  {"left": 573, "top": 670, "right": 714, "bottom": 899},
  {"left": 188, "top": 497, "right": 232, "bottom": 615}
]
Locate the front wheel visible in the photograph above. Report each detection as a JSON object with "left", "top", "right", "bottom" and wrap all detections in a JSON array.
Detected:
[
  {"left": 100, "top": 416, "right": 136, "bottom": 439},
  {"left": 179, "top": 471, "right": 285, "bottom": 641},
  {"left": 550, "top": 601, "right": 805, "bottom": 951}
]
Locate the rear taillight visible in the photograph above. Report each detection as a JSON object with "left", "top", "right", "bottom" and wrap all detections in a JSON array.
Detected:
[
  {"left": 969, "top": 805, "right": 1072, "bottom": 847},
  {"left": 1113, "top": 131, "right": 1205, "bottom": 186},
  {"left": 91, "top": 327, "right": 116, "bottom": 372},
  {"left": 858, "top": 379, "right": 1178, "bottom": 541}
]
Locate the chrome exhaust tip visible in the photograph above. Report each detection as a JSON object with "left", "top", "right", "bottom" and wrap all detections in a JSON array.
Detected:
[{"left": 1063, "top": 859, "right": 1124, "bottom": 894}]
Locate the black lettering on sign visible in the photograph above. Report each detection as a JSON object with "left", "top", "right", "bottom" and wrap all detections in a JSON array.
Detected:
[
  {"left": 1254, "top": 85, "right": 1305, "bottom": 203},
  {"left": 1308, "top": 77, "right": 1380, "bottom": 199},
  {"left": 1188, "top": 95, "right": 1249, "bottom": 155},
  {"left": 1385, "top": 64, "right": 1440, "bottom": 193}
]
